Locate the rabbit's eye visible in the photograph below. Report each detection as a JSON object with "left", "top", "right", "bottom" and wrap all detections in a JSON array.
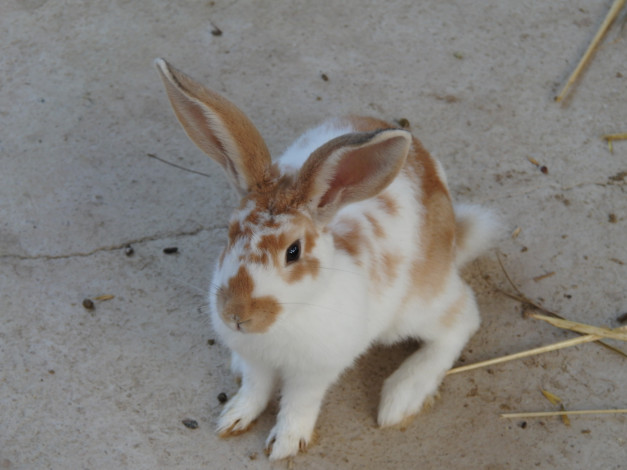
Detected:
[{"left": 286, "top": 240, "right": 301, "bottom": 264}]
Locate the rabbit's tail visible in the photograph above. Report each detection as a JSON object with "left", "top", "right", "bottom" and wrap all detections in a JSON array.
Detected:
[{"left": 454, "top": 203, "right": 501, "bottom": 267}]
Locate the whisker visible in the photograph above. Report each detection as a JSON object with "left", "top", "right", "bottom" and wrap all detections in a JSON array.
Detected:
[
  {"left": 318, "top": 265, "right": 365, "bottom": 277},
  {"left": 278, "top": 302, "right": 339, "bottom": 313},
  {"left": 162, "top": 274, "right": 210, "bottom": 296},
  {"left": 278, "top": 302, "right": 362, "bottom": 319}
]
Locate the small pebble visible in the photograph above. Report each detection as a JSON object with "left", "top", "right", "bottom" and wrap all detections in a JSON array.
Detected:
[
  {"left": 608, "top": 213, "right": 617, "bottom": 223},
  {"left": 207, "top": 339, "right": 215, "bottom": 346},
  {"left": 396, "top": 118, "right": 410, "bottom": 128},
  {"left": 182, "top": 419, "right": 199, "bottom": 429},
  {"left": 217, "top": 392, "right": 228, "bottom": 403},
  {"left": 124, "top": 245, "right": 134, "bottom": 256},
  {"left": 163, "top": 247, "right": 179, "bottom": 254},
  {"left": 211, "top": 25, "right": 222, "bottom": 36},
  {"left": 82, "top": 298, "right": 95, "bottom": 310},
  {"left": 320, "top": 73, "right": 329, "bottom": 81},
  {"left": 617, "top": 312, "right": 627, "bottom": 324},
  {"left": 540, "top": 165, "right": 548, "bottom": 174}
]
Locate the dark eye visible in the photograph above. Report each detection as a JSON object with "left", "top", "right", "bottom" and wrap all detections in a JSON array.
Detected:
[{"left": 286, "top": 240, "right": 301, "bottom": 264}]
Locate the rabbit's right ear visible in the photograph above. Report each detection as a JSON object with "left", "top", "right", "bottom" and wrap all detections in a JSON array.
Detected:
[
  {"left": 297, "top": 129, "right": 411, "bottom": 224},
  {"left": 155, "top": 58, "right": 272, "bottom": 195}
]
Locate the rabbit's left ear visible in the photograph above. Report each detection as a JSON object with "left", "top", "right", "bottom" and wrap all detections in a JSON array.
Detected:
[
  {"left": 297, "top": 129, "right": 411, "bottom": 223},
  {"left": 155, "top": 58, "right": 272, "bottom": 195}
]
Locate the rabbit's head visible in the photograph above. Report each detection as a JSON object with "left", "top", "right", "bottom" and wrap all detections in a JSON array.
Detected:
[{"left": 156, "top": 59, "right": 411, "bottom": 335}]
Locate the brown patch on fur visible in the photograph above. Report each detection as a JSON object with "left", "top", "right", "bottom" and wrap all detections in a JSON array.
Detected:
[
  {"left": 287, "top": 256, "right": 321, "bottom": 283},
  {"left": 287, "top": 234, "right": 320, "bottom": 283},
  {"left": 331, "top": 218, "right": 365, "bottom": 259},
  {"left": 228, "top": 219, "right": 253, "bottom": 245},
  {"left": 441, "top": 290, "right": 468, "bottom": 328},
  {"left": 247, "top": 251, "right": 269, "bottom": 265},
  {"left": 285, "top": 216, "right": 321, "bottom": 283},
  {"left": 257, "top": 232, "right": 289, "bottom": 265},
  {"left": 376, "top": 192, "right": 400, "bottom": 216},
  {"left": 382, "top": 252, "right": 403, "bottom": 283},
  {"left": 226, "top": 201, "right": 321, "bottom": 283},
  {"left": 403, "top": 137, "right": 455, "bottom": 299},
  {"left": 241, "top": 172, "right": 301, "bottom": 218},
  {"left": 222, "top": 266, "right": 282, "bottom": 333},
  {"left": 277, "top": 217, "right": 320, "bottom": 283},
  {"left": 244, "top": 209, "right": 261, "bottom": 226},
  {"left": 228, "top": 220, "right": 242, "bottom": 241},
  {"left": 304, "top": 224, "right": 318, "bottom": 252},
  {"left": 227, "top": 265, "right": 254, "bottom": 297},
  {"left": 365, "top": 212, "right": 385, "bottom": 238}
]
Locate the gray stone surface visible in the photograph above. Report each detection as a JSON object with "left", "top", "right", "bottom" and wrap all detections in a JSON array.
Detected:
[{"left": 1, "top": 1, "right": 625, "bottom": 468}]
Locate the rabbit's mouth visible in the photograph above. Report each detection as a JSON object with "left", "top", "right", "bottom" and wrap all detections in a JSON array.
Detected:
[
  {"left": 235, "top": 318, "right": 252, "bottom": 332},
  {"left": 220, "top": 311, "right": 248, "bottom": 333}
]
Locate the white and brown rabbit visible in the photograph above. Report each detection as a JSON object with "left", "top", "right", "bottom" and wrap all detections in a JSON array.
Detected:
[{"left": 156, "top": 58, "right": 498, "bottom": 460}]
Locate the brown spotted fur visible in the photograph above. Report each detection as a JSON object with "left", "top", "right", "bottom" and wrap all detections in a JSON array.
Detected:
[
  {"left": 341, "top": 117, "right": 457, "bottom": 302},
  {"left": 219, "top": 115, "right": 457, "bottom": 332},
  {"left": 219, "top": 266, "right": 283, "bottom": 333}
]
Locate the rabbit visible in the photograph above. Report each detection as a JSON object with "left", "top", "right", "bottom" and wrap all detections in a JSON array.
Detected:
[{"left": 155, "top": 58, "right": 499, "bottom": 460}]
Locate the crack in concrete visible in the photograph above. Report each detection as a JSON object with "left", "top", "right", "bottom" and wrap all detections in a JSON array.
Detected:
[
  {"left": 0, "top": 224, "right": 225, "bottom": 262},
  {"left": 560, "top": 177, "right": 626, "bottom": 192}
]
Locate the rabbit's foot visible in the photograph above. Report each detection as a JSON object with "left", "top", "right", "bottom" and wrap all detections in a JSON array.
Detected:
[
  {"left": 378, "top": 387, "right": 440, "bottom": 428},
  {"left": 264, "top": 422, "right": 315, "bottom": 460},
  {"left": 216, "top": 392, "right": 264, "bottom": 437}
]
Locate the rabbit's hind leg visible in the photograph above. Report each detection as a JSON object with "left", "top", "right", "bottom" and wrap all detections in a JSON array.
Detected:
[{"left": 377, "top": 284, "right": 480, "bottom": 428}]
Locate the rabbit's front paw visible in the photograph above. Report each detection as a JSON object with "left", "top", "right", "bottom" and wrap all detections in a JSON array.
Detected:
[
  {"left": 265, "top": 422, "right": 313, "bottom": 461},
  {"left": 216, "top": 391, "right": 263, "bottom": 437}
]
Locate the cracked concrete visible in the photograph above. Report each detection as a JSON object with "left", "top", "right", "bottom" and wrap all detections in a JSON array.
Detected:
[
  {"left": 0, "top": 224, "right": 222, "bottom": 261},
  {"left": 1, "top": 0, "right": 626, "bottom": 469}
]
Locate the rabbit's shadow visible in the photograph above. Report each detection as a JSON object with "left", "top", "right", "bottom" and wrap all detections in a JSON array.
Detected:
[{"left": 330, "top": 339, "right": 423, "bottom": 424}]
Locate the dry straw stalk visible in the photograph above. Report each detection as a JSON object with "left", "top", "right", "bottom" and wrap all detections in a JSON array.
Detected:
[
  {"left": 501, "top": 409, "right": 627, "bottom": 419},
  {"left": 555, "top": 0, "right": 626, "bottom": 102}
]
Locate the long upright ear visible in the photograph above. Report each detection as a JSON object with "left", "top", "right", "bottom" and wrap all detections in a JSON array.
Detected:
[
  {"left": 155, "top": 58, "right": 272, "bottom": 194},
  {"left": 297, "top": 129, "right": 411, "bottom": 223}
]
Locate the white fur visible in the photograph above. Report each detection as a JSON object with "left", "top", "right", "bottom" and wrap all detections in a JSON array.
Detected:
[
  {"left": 278, "top": 118, "right": 353, "bottom": 171},
  {"left": 454, "top": 202, "right": 501, "bottom": 267},
  {"left": 206, "top": 120, "right": 497, "bottom": 460},
  {"left": 153, "top": 61, "right": 496, "bottom": 458}
]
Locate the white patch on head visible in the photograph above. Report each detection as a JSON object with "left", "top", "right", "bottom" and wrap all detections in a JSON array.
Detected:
[{"left": 278, "top": 119, "right": 354, "bottom": 172}]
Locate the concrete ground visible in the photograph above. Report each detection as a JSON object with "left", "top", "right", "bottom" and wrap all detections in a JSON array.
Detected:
[{"left": 1, "top": 0, "right": 626, "bottom": 468}]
